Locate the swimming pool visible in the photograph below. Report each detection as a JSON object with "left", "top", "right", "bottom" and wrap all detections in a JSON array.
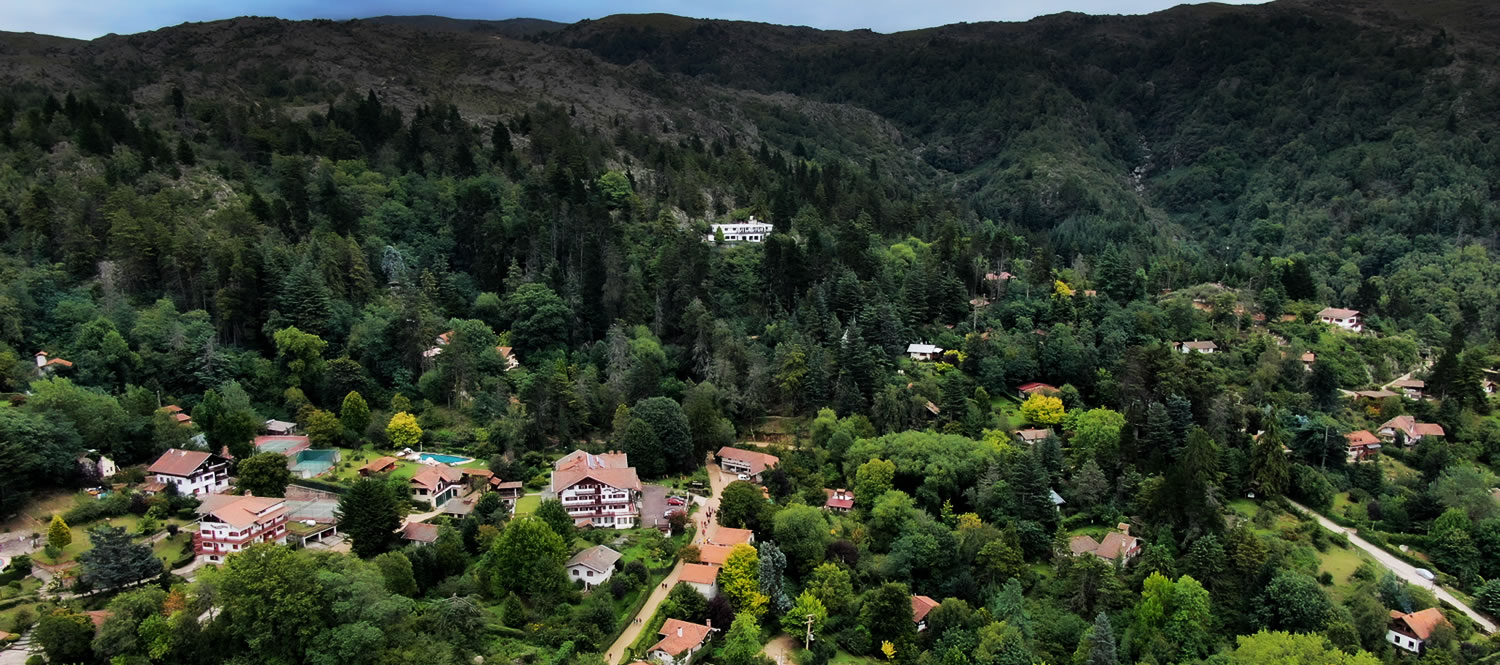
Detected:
[{"left": 417, "top": 453, "right": 473, "bottom": 465}]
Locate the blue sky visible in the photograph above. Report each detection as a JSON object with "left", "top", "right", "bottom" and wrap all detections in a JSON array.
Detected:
[{"left": 4, "top": 0, "right": 1269, "bottom": 40}]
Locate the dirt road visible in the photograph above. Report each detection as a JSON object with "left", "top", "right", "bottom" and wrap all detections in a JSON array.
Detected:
[{"left": 1288, "top": 499, "right": 1494, "bottom": 632}]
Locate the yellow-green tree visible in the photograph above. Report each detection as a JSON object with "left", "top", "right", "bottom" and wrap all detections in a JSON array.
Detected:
[
  {"left": 386, "top": 411, "right": 422, "bottom": 449},
  {"left": 720, "top": 543, "right": 768, "bottom": 618},
  {"left": 47, "top": 514, "right": 72, "bottom": 550},
  {"left": 1020, "top": 393, "right": 1064, "bottom": 426}
]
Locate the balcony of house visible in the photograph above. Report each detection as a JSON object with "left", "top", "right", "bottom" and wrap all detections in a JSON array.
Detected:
[{"left": 564, "top": 504, "right": 638, "bottom": 518}]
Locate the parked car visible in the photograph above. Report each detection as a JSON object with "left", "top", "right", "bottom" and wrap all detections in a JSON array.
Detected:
[
  {"left": 736, "top": 473, "right": 749, "bottom": 481},
  {"left": 667, "top": 496, "right": 686, "bottom": 506},
  {"left": 1415, "top": 568, "right": 1436, "bottom": 582}
]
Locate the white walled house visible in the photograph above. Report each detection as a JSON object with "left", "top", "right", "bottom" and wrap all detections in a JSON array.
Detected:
[
  {"left": 704, "top": 216, "right": 773, "bottom": 243},
  {"left": 147, "top": 449, "right": 230, "bottom": 495},
  {"left": 552, "top": 450, "right": 641, "bottom": 529},
  {"left": 906, "top": 343, "right": 943, "bottom": 361},
  {"left": 1387, "top": 608, "right": 1448, "bottom": 653},
  {"left": 193, "top": 494, "right": 288, "bottom": 563},
  {"left": 410, "top": 464, "right": 464, "bottom": 508},
  {"left": 1318, "top": 307, "right": 1363, "bottom": 332},
  {"left": 648, "top": 619, "right": 714, "bottom": 665},
  {"left": 679, "top": 563, "right": 720, "bottom": 600},
  {"left": 566, "top": 545, "right": 622, "bottom": 588}
]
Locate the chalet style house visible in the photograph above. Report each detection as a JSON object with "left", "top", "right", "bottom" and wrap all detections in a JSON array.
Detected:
[
  {"left": 147, "top": 449, "right": 230, "bottom": 495},
  {"left": 193, "top": 494, "right": 288, "bottom": 563},
  {"left": 1387, "top": 608, "right": 1449, "bottom": 653},
  {"left": 410, "top": 464, "right": 465, "bottom": 507},
  {"left": 551, "top": 450, "right": 641, "bottom": 529}
]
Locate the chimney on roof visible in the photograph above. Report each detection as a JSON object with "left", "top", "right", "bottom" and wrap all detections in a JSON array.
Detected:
[
  {"left": 1117, "top": 523, "right": 1130, "bottom": 535},
  {"left": 677, "top": 625, "right": 683, "bottom": 638},
  {"left": 35, "top": 351, "right": 46, "bottom": 367},
  {"left": 706, "top": 618, "right": 711, "bottom": 629}
]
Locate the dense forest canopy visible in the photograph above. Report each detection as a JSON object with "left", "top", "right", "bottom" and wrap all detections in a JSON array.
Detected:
[{"left": 6, "top": 0, "right": 1500, "bottom": 664}]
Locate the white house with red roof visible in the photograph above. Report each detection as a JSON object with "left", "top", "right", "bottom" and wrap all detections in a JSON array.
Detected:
[
  {"left": 193, "top": 494, "right": 288, "bottom": 563},
  {"left": 823, "top": 488, "right": 854, "bottom": 513},
  {"left": 33, "top": 351, "right": 73, "bottom": 376},
  {"left": 1387, "top": 608, "right": 1449, "bottom": 653},
  {"left": 679, "top": 563, "right": 720, "bottom": 600},
  {"left": 148, "top": 448, "right": 230, "bottom": 495},
  {"left": 648, "top": 619, "right": 714, "bottom": 665},
  {"left": 1069, "top": 524, "right": 1143, "bottom": 563},
  {"left": 1347, "top": 430, "right": 1382, "bottom": 461},
  {"left": 1378, "top": 416, "right": 1445, "bottom": 445},
  {"left": 912, "top": 595, "right": 939, "bottom": 631},
  {"left": 552, "top": 450, "right": 641, "bottom": 529}
]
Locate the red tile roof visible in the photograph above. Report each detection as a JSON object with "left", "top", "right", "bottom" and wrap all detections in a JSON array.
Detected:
[
  {"left": 697, "top": 544, "right": 734, "bottom": 565},
  {"left": 712, "top": 527, "right": 754, "bottom": 546},
  {"left": 196, "top": 494, "right": 287, "bottom": 529},
  {"left": 679, "top": 563, "right": 720, "bottom": 585},
  {"left": 410, "top": 464, "right": 464, "bottom": 491},
  {"left": 911, "top": 595, "right": 939, "bottom": 623},
  {"left": 1347, "top": 430, "right": 1380, "bottom": 447},
  {"left": 823, "top": 488, "right": 854, "bottom": 511},
  {"left": 1390, "top": 608, "right": 1449, "bottom": 640},
  {"left": 1016, "top": 382, "right": 1058, "bottom": 394},
  {"left": 147, "top": 449, "right": 220, "bottom": 477},
  {"left": 552, "top": 466, "right": 641, "bottom": 493},
  {"left": 1318, "top": 307, "right": 1361, "bottom": 319},
  {"left": 650, "top": 619, "right": 712, "bottom": 657},
  {"left": 359, "top": 456, "right": 398, "bottom": 474}
]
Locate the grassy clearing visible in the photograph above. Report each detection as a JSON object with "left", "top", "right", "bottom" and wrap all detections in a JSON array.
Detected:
[{"left": 513, "top": 494, "right": 541, "bottom": 516}]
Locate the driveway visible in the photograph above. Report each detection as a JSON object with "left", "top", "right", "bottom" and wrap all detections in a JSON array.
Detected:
[
  {"left": 640, "top": 484, "right": 671, "bottom": 532},
  {"left": 604, "top": 464, "right": 731, "bottom": 664},
  {"left": 1288, "top": 500, "right": 1495, "bottom": 632}
]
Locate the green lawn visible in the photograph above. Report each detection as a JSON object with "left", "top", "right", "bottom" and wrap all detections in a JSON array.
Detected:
[
  {"left": 513, "top": 494, "right": 541, "bottom": 516},
  {"left": 831, "top": 649, "right": 880, "bottom": 665},
  {"left": 151, "top": 532, "right": 193, "bottom": 565},
  {"left": 1317, "top": 544, "right": 1369, "bottom": 599}
]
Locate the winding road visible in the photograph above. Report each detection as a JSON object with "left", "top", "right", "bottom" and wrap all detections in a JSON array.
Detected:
[
  {"left": 604, "top": 463, "right": 731, "bottom": 665},
  {"left": 1288, "top": 499, "right": 1495, "bottom": 633}
]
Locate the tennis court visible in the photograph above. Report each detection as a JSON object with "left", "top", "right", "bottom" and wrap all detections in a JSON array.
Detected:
[{"left": 291, "top": 449, "right": 341, "bottom": 478}]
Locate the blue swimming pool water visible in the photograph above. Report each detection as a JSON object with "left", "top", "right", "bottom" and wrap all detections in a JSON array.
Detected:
[{"left": 418, "top": 453, "right": 471, "bottom": 465}]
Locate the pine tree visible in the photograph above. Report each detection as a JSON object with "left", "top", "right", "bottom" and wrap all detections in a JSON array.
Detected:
[
  {"left": 47, "top": 514, "right": 71, "bottom": 551},
  {"left": 336, "top": 477, "right": 403, "bottom": 558},
  {"left": 1085, "top": 612, "right": 1117, "bottom": 665}
]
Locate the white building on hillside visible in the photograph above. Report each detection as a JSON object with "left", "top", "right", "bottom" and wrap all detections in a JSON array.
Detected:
[{"left": 704, "top": 216, "right": 774, "bottom": 243}]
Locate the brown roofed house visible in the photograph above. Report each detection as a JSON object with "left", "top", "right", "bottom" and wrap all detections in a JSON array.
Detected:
[
  {"left": 716, "top": 446, "right": 780, "bottom": 481},
  {"left": 1347, "top": 430, "right": 1382, "bottom": 462},
  {"left": 1069, "top": 524, "right": 1142, "bottom": 563},
  {"left": 410, "top": 464, "right": 464, "bottom": 508},
  {"left": 147, "top": 448, "right": 230, "bottom": 496},
  {"left": 359, "top": 456, "right": 399, "bottom": 476},
  {"left": 711, "top": 526, "right": 755, "bottom": 547},
  {"left": 402, "top": 522, "right": 440, "bottom": 544},
  {"left": 1387, "top": 608, "right": 1449, "bottom": 653}
]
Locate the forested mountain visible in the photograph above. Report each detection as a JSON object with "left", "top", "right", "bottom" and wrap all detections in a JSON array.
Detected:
[{"left": 7, "top": 1, "right": 1500, "bottom": 664}]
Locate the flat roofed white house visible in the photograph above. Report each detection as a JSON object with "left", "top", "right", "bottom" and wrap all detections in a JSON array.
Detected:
[{"left": 704, "top": 216, "right": 774, "bottom": 243}]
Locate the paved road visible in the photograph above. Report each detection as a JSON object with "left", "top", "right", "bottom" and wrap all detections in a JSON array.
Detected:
[
  {"left": 1288, "top": 500, "right": 1495, "bottom": 632},
  {"left": 604, "top": 463, "right": 730, "bottom": 665}
]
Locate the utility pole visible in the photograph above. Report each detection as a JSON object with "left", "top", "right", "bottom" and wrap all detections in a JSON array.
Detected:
[{"left": 804, "top": 613, "right": 816, "bottom": 650}]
